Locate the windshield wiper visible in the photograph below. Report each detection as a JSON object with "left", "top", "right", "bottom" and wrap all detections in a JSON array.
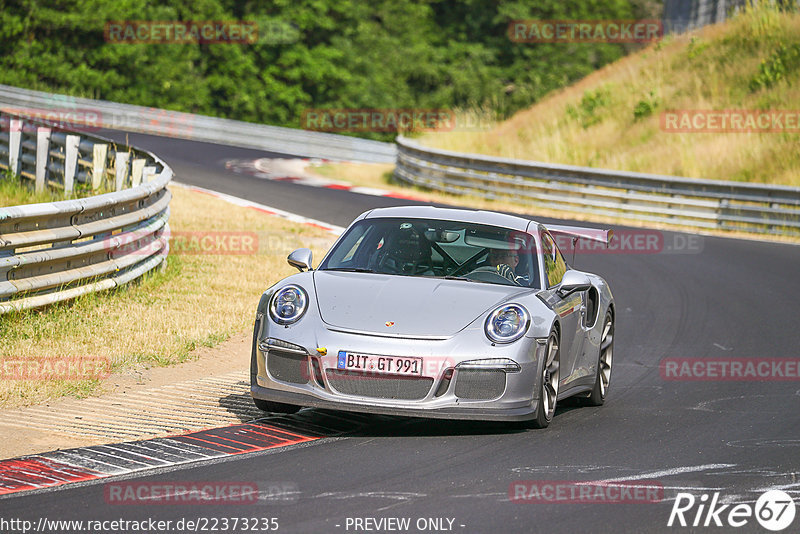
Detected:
[
  {"left": 322, "top": 267, "right": 377, "bottom": 273},
  {"left": 442, "top": 275, "right": 486, "bottom": 284}
]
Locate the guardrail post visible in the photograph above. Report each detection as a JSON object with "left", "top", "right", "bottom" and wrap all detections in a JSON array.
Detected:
[
  {"left": 717, "top": 198, "right": 728, "bottom": 230},
  {"left": 64, "top": 134, "right": 80, "bottom": 195},
  {"left": 130, "top": 158, "right": 145, "bottom": 187},
  {"left": 91, "top": 143, "right": 108, "bottom": 191},
  {"left": 35, "top": 126, "right": 51, "bottom": 193},
  {"left": 114, "top": 151, "right": 130, "bottom": 191},
  {"left": 8, "top": 119, "right": 22, "bottom": 175},
  {"left": 143, "top": 166, "right": 156, "bottom": 183}
]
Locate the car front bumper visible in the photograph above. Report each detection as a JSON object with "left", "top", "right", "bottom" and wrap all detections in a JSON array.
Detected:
[
  {"left": 251, "top": 323, "right": 547, "bottom": 422},
  {"left": 251, "top": 383, "right": 540, "bottom": 421}
]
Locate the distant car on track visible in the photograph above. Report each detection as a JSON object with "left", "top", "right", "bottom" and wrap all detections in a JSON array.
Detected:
[{"left": 250, "top": 206, "right": 614, "bottom": 427}]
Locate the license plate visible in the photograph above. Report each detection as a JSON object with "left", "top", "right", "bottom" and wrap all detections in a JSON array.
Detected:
[{"left": 337, "top": 351, "right": 422, "bottom": 376}]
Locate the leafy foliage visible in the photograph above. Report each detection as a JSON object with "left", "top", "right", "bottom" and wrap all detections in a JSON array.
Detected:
[
  {"left": 633, "top": 90, "right": 659, "bottom": 120},
  {"left": 750, "top": 42, "right": 800, "bottom": 91},
  {"left": 0, "top": 0, "right": 646, "bottom": 140},
  {"left": 567, "top": 87, "right": 612, "bottom": 128}
]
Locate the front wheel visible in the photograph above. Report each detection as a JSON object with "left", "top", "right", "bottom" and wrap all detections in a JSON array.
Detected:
[
  {"left": 253, "top": 398, "right": 301, "bottom": 414},
  {"left": 584, "top": 311, "right": 613, "bottom": 406},
  {"left": 531, "top": 331, "right": 560, "bottom": 428}
]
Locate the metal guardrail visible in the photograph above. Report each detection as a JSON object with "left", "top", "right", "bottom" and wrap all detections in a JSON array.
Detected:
[
  {"left": 394, "top": 136, "right": 800, "bottom": 237},
  {"left": 0, "top": 84, "right": 396, "bottom": 164},
  {"left": 0, "top": 114, "right": 160, "bottom": 196},
  {"left": 663, "top": 0, "right": 747, "bottom": 34},
  {"left": 0, "top": 112, "right": 172, "bottom": 314}
]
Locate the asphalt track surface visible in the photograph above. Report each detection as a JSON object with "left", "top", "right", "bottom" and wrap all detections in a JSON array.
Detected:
[{"left": 2, "top": 131, "right": 800, "bottom": 533}]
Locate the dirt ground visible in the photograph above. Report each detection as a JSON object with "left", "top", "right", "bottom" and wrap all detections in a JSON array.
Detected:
[{"left": 0, "top": 330, "right": 255, "bottom": 459}]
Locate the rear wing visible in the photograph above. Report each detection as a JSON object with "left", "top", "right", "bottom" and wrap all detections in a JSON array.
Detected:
[{"left": 545, "top": 224, "right": 614, "bottom": 247}]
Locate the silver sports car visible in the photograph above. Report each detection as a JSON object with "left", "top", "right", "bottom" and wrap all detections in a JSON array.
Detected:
[{"left": 250, "top": 206, "right": 614, "bottom": 427}]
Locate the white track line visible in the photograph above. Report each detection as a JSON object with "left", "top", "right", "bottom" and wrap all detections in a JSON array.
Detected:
[
  {"left": 233, "top": 157, "right": 427, "bottom": 201},
  {"left": 171, "top": 181, "right": 345, "bottom": 236},
  {"left": 575, "top": 463, "right": 736, "bottom": 484}
]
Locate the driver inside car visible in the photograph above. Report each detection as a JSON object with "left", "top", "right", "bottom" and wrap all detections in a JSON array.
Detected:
[
  {"left": 487, "top": 247, "right": 522, "bottom": 285},
  {"left": 372, "top": 225, "right": 434, "bottom": 275}
]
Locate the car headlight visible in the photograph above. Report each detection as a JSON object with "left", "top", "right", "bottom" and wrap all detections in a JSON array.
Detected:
[
  {"left": 269, "top": 285, "right": 308, "bottom": 325},
  {"left": 485, "top": 304, "right": 530, "bottom": 343}
]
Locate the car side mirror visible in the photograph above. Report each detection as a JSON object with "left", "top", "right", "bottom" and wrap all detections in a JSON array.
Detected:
[
  {"left": 557, "top": 270, "right": 591, "bottom": 297},
  {"left": 287, "top": 248, "right": 313, "bottom": 272}
]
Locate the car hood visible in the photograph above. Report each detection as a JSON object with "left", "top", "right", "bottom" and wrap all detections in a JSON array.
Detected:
[{"left": 313, "top": 271, "right": 528, "bottom": 337}]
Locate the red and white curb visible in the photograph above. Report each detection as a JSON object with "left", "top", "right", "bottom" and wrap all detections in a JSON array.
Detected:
[
  {"left": 225, "top": 158, "right": 427, "bottom": 202},
  {"left": 171, "top": 181, "right": 345, "bottom": 236},
  {"left": 0, "top": 410, "right": 385, "bottom": 497},
  {"left": 0, "top": 422, "right": 317, "bottom": 497}
]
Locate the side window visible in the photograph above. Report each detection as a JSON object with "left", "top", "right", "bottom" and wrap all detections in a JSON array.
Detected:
[{"left": 541, "top": 232, "right": 567, "bottom": 288}]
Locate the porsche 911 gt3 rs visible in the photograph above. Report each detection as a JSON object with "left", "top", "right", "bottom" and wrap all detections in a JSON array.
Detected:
[{"left": 250, "top": 206, "right": 614, "bottom": 428}]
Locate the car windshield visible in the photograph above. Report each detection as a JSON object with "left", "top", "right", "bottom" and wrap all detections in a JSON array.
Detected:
[{"left": 319, "top": 217, "right": 540, "bottom": 288}]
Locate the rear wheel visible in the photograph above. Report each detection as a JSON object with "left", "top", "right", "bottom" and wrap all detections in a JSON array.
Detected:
[
  {"left": 584, "top": 311, "right": 613, "bottom": 406},
  {"left": 531, "top": 331, "right": 560, "bottom": 428},
  {"left": 253, "top": 398, "right": 301, "bottom": 414}
]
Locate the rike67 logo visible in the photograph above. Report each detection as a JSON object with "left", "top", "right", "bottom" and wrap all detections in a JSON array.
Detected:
[{"left": 668, "top": 490, "right": 796, "bottom": 531}]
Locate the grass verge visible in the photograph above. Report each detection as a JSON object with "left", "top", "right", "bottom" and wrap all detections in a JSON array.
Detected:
[
  {"left": 0, "top": 174, "right": 66, "bottom": 206},
  {"left": 0, "top": 172, "right": 124, "bottom": 206},
  {"left": 0, "top": 185, "right": 336, "bottom": 408}
]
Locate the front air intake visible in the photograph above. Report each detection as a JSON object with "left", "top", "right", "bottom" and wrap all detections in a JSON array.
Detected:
[
  {"left": 454, "top": 369, "right": 506, "bottom": 400},
  {"left": 267, "top": 350, "right": 309, "bottom": 385},
  {"left": 326, "top": 370, "right": 433, "bottom": 400}
]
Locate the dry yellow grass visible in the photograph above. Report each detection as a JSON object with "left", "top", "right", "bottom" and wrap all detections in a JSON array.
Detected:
[
  {"left": 420, "top": 7, "right": 800, "bottom": 186},
  {"left": 0, "top": 171, "right": 122, "bottom": 207},
  {"left": 0, "top": 185, "right": 336, "bottom": 408},
  {"left": 312, "top": 162, "right": 398, "bottom": 191}
]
